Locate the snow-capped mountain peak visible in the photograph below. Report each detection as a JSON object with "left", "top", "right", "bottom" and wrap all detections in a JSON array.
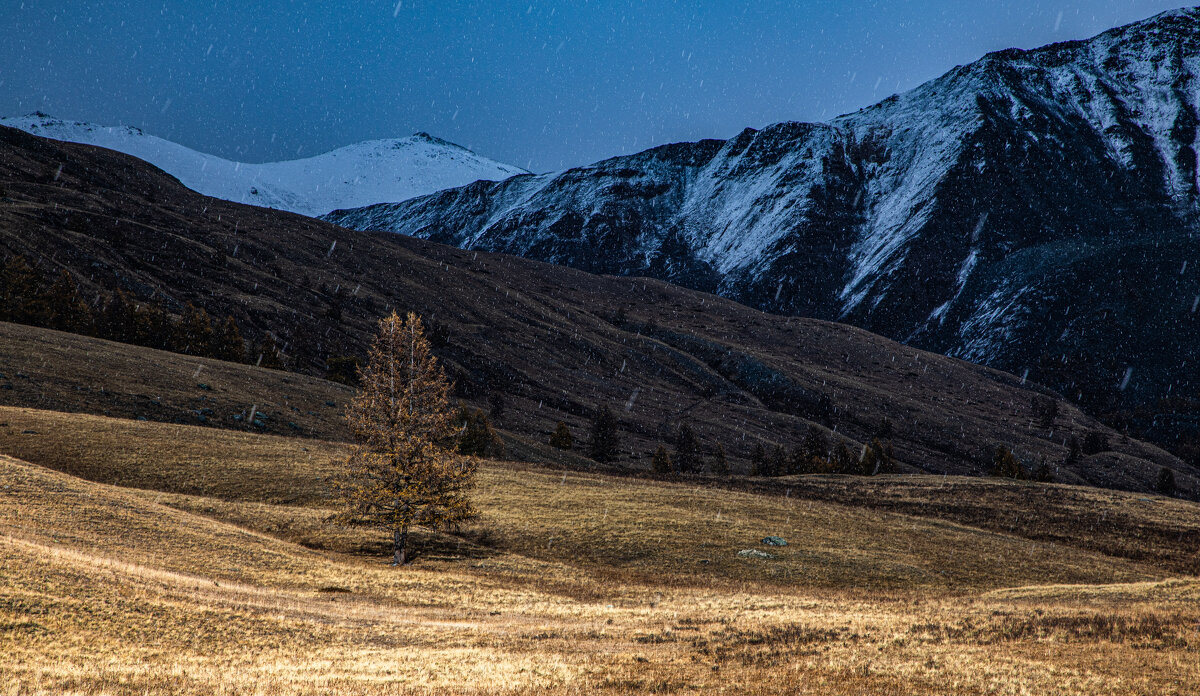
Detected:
[{"left": 0, "top": 113, "right": 527, "bottom": 217}]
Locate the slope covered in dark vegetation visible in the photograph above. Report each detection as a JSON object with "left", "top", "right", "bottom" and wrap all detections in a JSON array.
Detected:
[
  {"left": 326, "top": 10, "right": 1200, "bottom": 462},
  {"left": 0, "top": 124, "right": 1193, "bottom": 496}
]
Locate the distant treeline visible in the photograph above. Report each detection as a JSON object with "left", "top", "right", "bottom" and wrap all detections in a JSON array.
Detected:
[
  {"left": 0, "top": 254, "right": 283, "bottom": 367},
  {"left": 747, "top": 425, "right": 896, "bottom": 477},
  {"left": 554, "top": 403, "right": 898, "bottom": 479}
]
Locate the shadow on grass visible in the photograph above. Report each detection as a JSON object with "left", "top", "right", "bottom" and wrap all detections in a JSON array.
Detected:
[{"left": 309, "top": 527, "right": 503, "bottom": 566}]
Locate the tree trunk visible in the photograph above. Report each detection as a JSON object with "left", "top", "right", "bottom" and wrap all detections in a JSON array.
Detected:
[{"left": 393, "top": 526, "right": 408, "bottom": 566}]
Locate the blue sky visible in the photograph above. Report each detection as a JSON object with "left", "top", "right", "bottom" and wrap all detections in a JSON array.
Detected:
[{"left": 0, "top": 1, "right": 1186, "bottom": 171}]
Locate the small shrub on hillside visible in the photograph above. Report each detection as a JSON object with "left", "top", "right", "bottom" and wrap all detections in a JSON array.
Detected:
[
  {"left": 767, "top": 444, "right": 788, "bottom": 477},
  {"left": 832, "top": 443, "right": 856, "bottom": 475},
  {"left": 587, "top": 405, "right": 620, "bottom": 463},
  {"left": 549, "top": 421, "right": 573, "bottom": 450},
  {"left": 750, "top": 443, "right": 767, "bottom": 476},
  {"left": 456, "top": 407, "right": 505, "bottom": 458},
  {"left": 1156, "top": 467, "right": 1176, "bottom": 497},
  {"left": 651, "top": 444, "right": 673, "bottom": 474},
  {"left": 1032, "top": 458, "right": 1055, "bottom": 482},
  {"left": 1033, "top": 396, "right": 1059, "bottom": 427},
  {"left": 325, "top": 355, "right": 362, "bottom": 386},
  {"left": 1082, "top": 431, "right": 1110, "bottom": 455},
  {"left": 990, "top": 445, "right": 1026, "bottom": 479}
]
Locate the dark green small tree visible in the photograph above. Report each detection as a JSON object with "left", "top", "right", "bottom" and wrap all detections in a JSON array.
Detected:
[
  {"left": 456, "top": 407, "right": 505, "bottom": 459},
  {"left": 1156, "top": 467, "right": 1176, "bottom": 497},
  {"left": 487, "top": 392, "right": 506, "bottom": 423},
  {"left": 991, "top": 445, "right": 1025, "bottom": 479},
  {"left": 587, "top": 405, "right": 619, "bottom": 463},
  {"left": 750, "top": 442, "right": 767, "bottom": 476},
  {"left": 1065, "top": 435, "right": 1083, "bottom": 466},
  {"left": 768, "top": 444, "right": 788, "bottom": 477},
  {"left": 860, "top": 443, "right": 877, "bottom": 476},
  {"left": 832, "top": 443, "right": 856, "bottom": 475},
  {"left": 712, "top": 442, "right": 730, "bottom": 476},
  {"left": 860, "top": 438, "right": 895, "bottom": 476},
  {"left": 0, "top": 255, "right": 43, "bottom": 324},
  {"left": 101, "top": 289, "right": 138, "bottom": 343},
  {"left": 133, "top": 300, "right": 172, "bottom": 352},
  {"left": 1032, "top": 458, "right": 1054, "bottom": 482},
  {"left": 549, "top": 421, "right": 573, "bottom": 450},
  {"left": 816, "top": 393, "right": 835, "bottom": 428},
  {"left": 1082, "top": 431, "right": 1110, "bottom": 455},
  {"left": 325, "top": 355, "right": 362, "bottom": 386},
  {"left": 1033, "top": 397, "right": 1059, "bottom": 428},
  {"left": 256, "top": 333, "right": 284, "bottom": 369},
  {"left": 786, "top": 446, "right": 809, "bottom": 475},
  {"left": 674, "top": 423, "right": 702, "bottom": 474},
  {"left": 802, "top": 425, "right": 829, "bottom": 462},
  {"left": 215, "top": 315, "right": 247, "bottom": 363},
  {"left": 651, "top": 444, "right": 673, "bottom": 474},
  {"left": 178, "top": 302, "right": 215, "bottom": 356},
  {"left": 42, "top": 270, "right": 92, "bottom": 334}
]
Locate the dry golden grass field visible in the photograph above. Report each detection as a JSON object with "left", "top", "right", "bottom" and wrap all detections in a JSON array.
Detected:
[{"left": 2, "top": 404, "right": 1199, "bottom": 694}]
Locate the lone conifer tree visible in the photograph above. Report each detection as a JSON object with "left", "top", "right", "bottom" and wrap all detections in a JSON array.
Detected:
[
  {"left": 256, "top": 333, "right": 284, "bottom": 369},
  {"left": 133, "top": 297, "right": 170, "bottom": 349},
  {"left": 336, "top": 312, "right": 478, "bottom": 566},
  {"left": 102, "top": 289, "right": 138, "bottom": 343},
  {"left": 674, "top": 423, "right": 702, "bottom": 473},
  {"left": 768, "top": 444, "right": 788, "bottom": 477},
  {"left": 178, "top": 302, "right": 215, "bottom": 356},
  {"left": 215, "top": 315, "right": 246, "bottom": 363},
  {"left": 43, "top": 270, "right": 92, "bottom": 334},
  {"left": 1156, "top": 467, "right": 1176, "bottom": 497},
  {"left": 587, "top": 405, "right": 619, "bottom": 462},
  {"left": 0, "top": 255, "right": 42, "bottom": 324},
  {"left": 712, "top": 442, "right": 730, "bottom": 476}
]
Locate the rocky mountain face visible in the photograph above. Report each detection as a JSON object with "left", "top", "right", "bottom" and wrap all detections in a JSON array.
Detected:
[
  {"left": 1, "top": 114, "right": 526, "bottom": 216},
  {"left": 325, "top": 9, "right": 1200, "bottom": 421}
]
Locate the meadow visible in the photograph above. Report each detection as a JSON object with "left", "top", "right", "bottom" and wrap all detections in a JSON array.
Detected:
[{"left": 2, "top": 405, "right": 1198, "bottom": 694}]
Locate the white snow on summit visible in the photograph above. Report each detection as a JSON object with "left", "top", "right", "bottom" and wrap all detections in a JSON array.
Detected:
[{"left": 1, "top": 114, "right": 527, "bottom": 217}]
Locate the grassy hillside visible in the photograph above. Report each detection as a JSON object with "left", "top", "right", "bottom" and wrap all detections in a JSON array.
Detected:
[
  {"left": 0, "top": 320, "right": 353, "bottom": 440},
  {"left": 3, "top": 407, "right": 1199, "bottom": 694},
  {"left": 1, "top": 125, "right": 1194, "bottom": 495}
]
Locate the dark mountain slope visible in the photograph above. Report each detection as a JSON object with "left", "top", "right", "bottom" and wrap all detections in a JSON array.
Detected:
[
  {"left": 0, "top": 124, "right": 1192, "bottom": 495},
  {"left": 325, "top": 9, "right": 1200, "bottom": 421}
]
